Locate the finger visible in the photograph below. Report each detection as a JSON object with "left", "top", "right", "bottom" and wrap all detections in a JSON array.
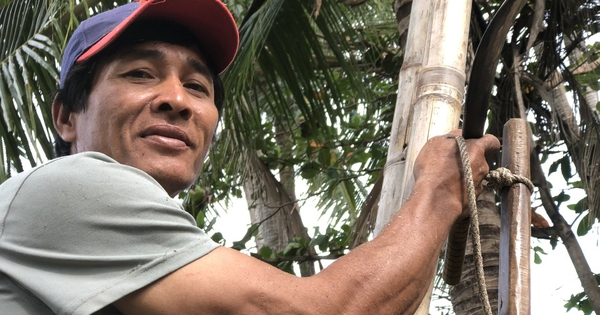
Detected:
[
  {"left": 447, "top": 129, "right": 462, "bottom": 137},
  {"left": 480, "top": 134, "right": 501, "bottom": 155}
]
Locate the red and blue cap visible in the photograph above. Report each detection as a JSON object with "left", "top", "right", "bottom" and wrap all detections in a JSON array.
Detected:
[{"left": 60, "top": 0, "right": 239, "bottom": 87}]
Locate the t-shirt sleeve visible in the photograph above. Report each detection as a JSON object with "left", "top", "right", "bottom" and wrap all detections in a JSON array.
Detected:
[{"left": 0, "top": 152, "right": 220, "bottom": 315}]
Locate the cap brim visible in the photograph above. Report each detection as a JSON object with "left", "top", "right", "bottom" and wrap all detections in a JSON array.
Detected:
[{"left": 77, "top": 0, "right": 239, "bottom": 74}]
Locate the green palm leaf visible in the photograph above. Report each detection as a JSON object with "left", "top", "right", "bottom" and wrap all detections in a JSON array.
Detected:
[
  {"left": 0, "top": 0, "right": 61, "bottom": 180},
  {"left": 198, "top": 0, "right": 398, "bottom": 225}
]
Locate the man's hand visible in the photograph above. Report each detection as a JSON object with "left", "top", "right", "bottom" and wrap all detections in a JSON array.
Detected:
[{"left": 413, "top": 130, "right": 500, "bottom": 218}]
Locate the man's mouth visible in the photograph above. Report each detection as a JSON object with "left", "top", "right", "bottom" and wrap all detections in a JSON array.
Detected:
[{"left": 141, "top": 125, "right": 193, "bottom": 148}]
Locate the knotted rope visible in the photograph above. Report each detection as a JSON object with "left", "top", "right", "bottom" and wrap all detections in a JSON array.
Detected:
[
  {"left": 485, "top": 166, "right": 534, "bottom": 193},
  {"left": 454, "top": 135, "right": 534, "bottom": 315}
]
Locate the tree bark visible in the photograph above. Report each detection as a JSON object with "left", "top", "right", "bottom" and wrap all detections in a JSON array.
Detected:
[
  {"left": 244, "top": 154, "right": 294, "bottom": 252},
  {"left": 243, "top": 150, "right": 315, "bottom": 276},
  {"left": 275, "top": 123, "right": 315, "bottom": 276},
  {"left": 449, "top": 188, "right": 500, "bottom": 315}
]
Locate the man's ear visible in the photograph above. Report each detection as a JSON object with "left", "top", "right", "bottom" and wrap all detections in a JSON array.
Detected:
[{"left": 52, "top": 96, "right": 77, "bottom": 143}]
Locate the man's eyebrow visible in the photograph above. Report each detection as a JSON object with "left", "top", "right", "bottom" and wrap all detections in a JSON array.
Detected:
[
  {"left": 116, "top": 47, "right": 213, "bottom": 83},
  {"left": 117, "top": 47, "right": 165, "bottom": 62}
]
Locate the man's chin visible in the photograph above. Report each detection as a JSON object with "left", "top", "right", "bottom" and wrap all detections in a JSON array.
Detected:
[
  {"left": 148, "top": 168, "right": 198, "bottom": 197},
  {"left": 124, "top": 153, "right": 202, "bottom": 196},
  {"left": 155, "top": 177, "right": 195, "bottom": 198}
]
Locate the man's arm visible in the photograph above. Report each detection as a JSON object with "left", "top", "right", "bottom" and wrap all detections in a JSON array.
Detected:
[{"left": 114, "top": 131, "right": 500, "bottom": 315}]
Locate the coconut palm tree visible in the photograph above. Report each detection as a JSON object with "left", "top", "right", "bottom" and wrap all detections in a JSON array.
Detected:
[{"left": 2, "top": 0, "right": 599, "bottom": 313}]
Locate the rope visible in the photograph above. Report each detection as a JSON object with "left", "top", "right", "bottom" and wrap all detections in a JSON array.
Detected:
[
  {"left": 454, "top": 136, "right": 494, "bottom": 315},
  {"left": 485, "top": 166, "right": 534, "bottom": 193},
  {"left": 454, "top": 135, "right": 535, "bottom": 315}
]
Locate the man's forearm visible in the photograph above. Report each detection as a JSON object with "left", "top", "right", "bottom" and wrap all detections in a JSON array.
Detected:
[{"left": 311, "top": 179, "right": 462, "bottom": 314}]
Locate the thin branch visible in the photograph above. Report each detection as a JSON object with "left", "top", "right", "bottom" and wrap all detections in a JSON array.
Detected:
[
  {"left": 544, "top": 56, "right": 600, "bottom": 89},
  {"left": 254, "top": 253, "right": 345, "bottom": 264},
  {"left": 531, "top": 150, "right": 600, "bottom": 314},
  {"left": 41, "top": 0, "right": 104, "bottom": 38}
]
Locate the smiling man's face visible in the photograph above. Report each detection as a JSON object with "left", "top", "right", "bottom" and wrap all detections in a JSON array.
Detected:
[{"left": 64, "top": 41, "right": 219, "bottom": 196}]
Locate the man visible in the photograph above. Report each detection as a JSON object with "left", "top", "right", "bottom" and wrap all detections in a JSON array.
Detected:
[{"left": 0, "top": 0, "right": 500, "bottom": 314}]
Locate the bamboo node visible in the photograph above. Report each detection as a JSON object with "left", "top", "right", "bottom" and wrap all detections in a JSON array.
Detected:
[{"left": 417, "top": 66, "right": 466, "bottom": 91}]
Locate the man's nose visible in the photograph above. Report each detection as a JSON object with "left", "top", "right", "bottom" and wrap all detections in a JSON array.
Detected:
[{"left": 152, "top": 76, "right": 192, "bottom": 120}]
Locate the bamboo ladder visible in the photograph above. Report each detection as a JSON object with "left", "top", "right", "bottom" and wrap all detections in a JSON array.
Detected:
[{"left": 374, "top": 0, "right": 531, "bottom": 314}]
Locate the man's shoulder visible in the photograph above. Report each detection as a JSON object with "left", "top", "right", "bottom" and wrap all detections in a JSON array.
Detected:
[
  {"left": 2, "top": 152, "right": 115, "bottom": 183},
  {"left": 0, "top": 152, "right": 167, "bottom": 204},
  {"left": 41, "top": 151, "right": 134, "bottom": 176},
  {"left": 7, "top": 152, "right": 154, "bottom": 185}
]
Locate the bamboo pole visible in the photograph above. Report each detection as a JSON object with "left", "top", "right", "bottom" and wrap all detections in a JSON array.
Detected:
[
  {"left": 375, "top": 0, "right": 471, "bottom": 313},
  {"left": 376, "top": 1, "right": 471, "bottom": 231},
  {"left": 499, "top": 119, "right": 531, "bottom": 315},
  {"left": 374, "top": 0, "right": 430, "bottom": 229}
]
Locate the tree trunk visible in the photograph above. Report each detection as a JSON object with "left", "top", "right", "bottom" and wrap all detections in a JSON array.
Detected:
[
  {"left": 563, "top": 37, "right": 600, "bottom": 223},
  {"left": 275, "top": 123, "right": 315, "bottom": 276},
  {"left": 584, "top": 86, "right": 599, "bottom": 120},
  {"left": 449, "top": 188, "right": 500, "bottom": 315},
  {"left": 243, "top": 149, "right": 316, "bottom": 276},
  {"left": 244, "top": 155, "right": 294, "bottom": 252},
  {"left": 549, "top": 80, "right": 580, "bottom": 142}
]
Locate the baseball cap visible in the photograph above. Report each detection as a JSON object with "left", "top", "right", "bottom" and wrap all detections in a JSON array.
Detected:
[{"left": 60, "top": 0, "right": 239, "bottom": 87}]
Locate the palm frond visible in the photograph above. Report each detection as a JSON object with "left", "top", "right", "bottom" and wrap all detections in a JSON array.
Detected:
[
  {"left": 201, "top": 0, "right": 398, "bottom": 225},
  {"left": 0, "top": 0, "right": 62, "bottom": 180}
]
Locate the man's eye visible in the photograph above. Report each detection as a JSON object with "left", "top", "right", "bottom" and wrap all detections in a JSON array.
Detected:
[
  {"left": 126, "top": 70, "right": 152, "bottom": 79},
  {"left": 185, "top": 83, "right": 208, "bottom": 94}
]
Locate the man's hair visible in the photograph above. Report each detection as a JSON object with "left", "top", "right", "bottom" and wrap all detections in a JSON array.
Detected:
[{"left": 54, "top": 20, "right": 225, "bottom": 157}]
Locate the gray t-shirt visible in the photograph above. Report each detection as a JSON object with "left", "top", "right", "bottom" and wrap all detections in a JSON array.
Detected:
[{"left": 0, "top": 152, "right": 219, "bottom": 315}]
